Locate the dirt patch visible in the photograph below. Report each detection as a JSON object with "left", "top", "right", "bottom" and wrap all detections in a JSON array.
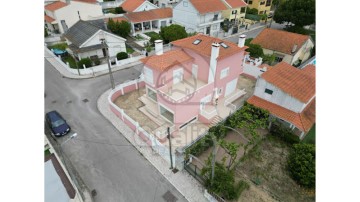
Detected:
[
  {"left": 235, "top": 136, "right": 315, "bottom": 202},
  {"left": 113, "top": 87, "right": 159, "bottom": 131}
]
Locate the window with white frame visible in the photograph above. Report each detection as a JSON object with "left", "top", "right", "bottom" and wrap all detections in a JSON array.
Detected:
[
  {"left": 220, "top": 67, "right": 230, "bottom": 79},
  {"left": 144, "top": 67, "right": 153, "bottom": 85}
]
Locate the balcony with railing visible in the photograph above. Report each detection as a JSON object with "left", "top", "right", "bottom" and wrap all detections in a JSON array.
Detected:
[{"left": 198, "top": 15, "right": 224, "bottom": 27}]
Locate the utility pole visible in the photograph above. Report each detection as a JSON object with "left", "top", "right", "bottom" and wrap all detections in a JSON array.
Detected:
[
  {"left": 100, "top": 36, "right": 115, "bottom": 89},
  {"left": 167, "top": 127, "right": 173, "bottom": 169}
]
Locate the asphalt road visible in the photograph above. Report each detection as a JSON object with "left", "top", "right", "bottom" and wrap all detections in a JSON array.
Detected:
[
  {"left": 44, "top": 59, "right": 187, "bottom": 202},
  {"left": 224, "top": 22, "right": 287, "bottom": 44}
]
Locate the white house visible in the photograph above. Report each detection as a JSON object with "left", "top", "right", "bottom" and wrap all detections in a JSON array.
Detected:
[
  {"left": 172, "top": 0, "right": 228, "bottom": 36},
  {"left": 248, "top": 62, "right": 315, "bottom": 138},
  {"left": 44, "top": 0, "right": 103, "bottom": 34},
  {"left": 64, "top": 20, "right": 126, "bottom": 60},
  {"left": 120, "top": 0, "right": 159, "bottom": 12}
]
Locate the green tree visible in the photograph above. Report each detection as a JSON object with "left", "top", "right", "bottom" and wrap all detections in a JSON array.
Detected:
[
  {"left": 219, "top": 140, "right": 241, "bottom": 171},
  {"left": 287, "top": 144, "right": 315, "bottom": 188},
  {"left": 107, "top": 18, "right": 116, "bottom": 33},
  {"left": 245, "top": 44, "right": 264, "bottom": 58},
  {"left": 116, "top": 52, "right": 128, "bottom": 60},
  {"left": 262, "top": 54, "right": 276, "bottom": 65},
  {"left": 117, "top": 21, "right": 131, "bottom": 38},
  {"left": 246, "top": 7, "right": 259, "bottom": 15},
  {"left": 45, "top": 28, "right": 48, "bottom": 37},
  {"left": 159, "top": 24, "right": 187, "bottom": 44},
  {"left": 115, "top": 7, "right": 126, "bottom": 14},
  {"left": 228, "top": 102, "right": 269, "bottom": 154},
  {"left": 274, "top": 0, "right": 315, "bottom": 27}
]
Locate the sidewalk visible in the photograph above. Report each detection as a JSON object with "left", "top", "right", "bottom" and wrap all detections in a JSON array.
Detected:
[
  {"left": 45, "top": 47, "right": 142, "bottom": 79},
  {"left": 97, "top": 89, "right": 208, "bottom": 202}
]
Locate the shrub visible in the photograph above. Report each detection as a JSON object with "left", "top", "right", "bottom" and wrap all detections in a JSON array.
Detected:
[
  {"left": 115, "top": 7, "right": 125, "bottom": 14},
  {"left": 246, "top": 8, "right": 259, "bottom": 15},
  {"left": 77, "top": 58, "right": 92, "bottom": 68},
  {"left": 270, "top": 122, "right": 300, "bottom": 144},
  {"left": 245, "top": 44, "right": 264, "bottom": 58},
  {"left": 91, "top": 56, "right": 101, "bottom": 66},
  {"left": 244, "top": 38, "right": 253, "bottom": 46},
  {"left": 186, "top": 134, "right": 213, "bottom": 157},
  {"left": 288, "top": 144, "right": 315, "bottom": 188},
  {"left": 45, "top": 28, "right": 48, "bottom": 37},
  {"left": 116, "top": 52, "right": 128, "bottom": 60}
]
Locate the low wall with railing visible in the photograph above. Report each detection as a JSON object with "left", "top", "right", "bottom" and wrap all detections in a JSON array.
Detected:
[
  {"left": 108, "top": 76, "right": 176, "bottom": 166},
  {"left": 45, "top": 46, "right": 143, "bottom": 76}
]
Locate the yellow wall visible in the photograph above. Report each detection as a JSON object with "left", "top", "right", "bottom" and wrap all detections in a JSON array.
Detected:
[
  {"left": 247, "top": 0, "right": 272, "bottom": 14},
  {"left": 222, "top": 7, "right": 246, "bottom": 21}
]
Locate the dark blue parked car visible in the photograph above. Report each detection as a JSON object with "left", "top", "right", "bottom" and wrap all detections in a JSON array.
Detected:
[{"left": 45, "top": 111, "right": 71, "bottom": 137}]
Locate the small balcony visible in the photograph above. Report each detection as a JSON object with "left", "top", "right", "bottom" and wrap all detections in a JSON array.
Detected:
[{"left": 198, "top": 16, "right": 224, "bottom": 27}]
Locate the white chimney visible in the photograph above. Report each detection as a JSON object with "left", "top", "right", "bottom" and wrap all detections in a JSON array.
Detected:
[
  {"left": 155, "top": 40, "right": 163, "bottom": 55},
  {"left": 238, "top": 34, "right": 246, "bottom": 48},
  {"left": 291, "top": 44, "right": 298, "bottom": 53},
  {"left": 208, "top": 42, "right": 220, "bottom": 83}
]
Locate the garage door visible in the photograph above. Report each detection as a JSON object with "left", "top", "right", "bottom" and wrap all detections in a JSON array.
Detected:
[{"left": 225, "top": 78, "right": 238, "bottom": 97}]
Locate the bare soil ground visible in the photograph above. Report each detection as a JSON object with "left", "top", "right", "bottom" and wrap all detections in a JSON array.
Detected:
[
  {"left": 235, "top": 136, "right": 315, "bottom": 202},
  {"left": 113, "top": 87, "right": 159, "bottom": 131}
]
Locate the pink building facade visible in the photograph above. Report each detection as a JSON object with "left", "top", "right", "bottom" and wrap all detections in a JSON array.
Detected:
[{"left": 141, "top": 34, "right": 248, "bottom": 134}]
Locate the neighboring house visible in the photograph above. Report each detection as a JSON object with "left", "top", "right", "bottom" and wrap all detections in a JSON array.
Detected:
[
  {"left": 221, "top": 0, "right": 247, "bottom": 24},
  {"left": 125, "top": 8, "right": 173, "bottom": 35},
  {"left": 153, "top": 0, "right": 180, "bottom": 8},
  {"left": 45, "top": 136, "right": 83, "bottom": 202},
  {"left": 64, "top": 20, "right": 126, "bottom": 61},
  {"left": 244, "top": 0, "right": 272, "bottom": 15},
  {"left": 44, "top": 0, "right": 103, "bottom": 34},
  {"left": 140, "top": 34, "right": 248, "bottom": 136},
  {"left": 248, "top": 62, "right": 315, "bottom": 139},
  {"left": 173, "top": 0, "right": 228, "bottom": 36},
  {"left": 120, "top": 0, "right": 158, "bottom": 12},
  {"left": 251, "top": 28, "right": 314, "bottom": 66}
]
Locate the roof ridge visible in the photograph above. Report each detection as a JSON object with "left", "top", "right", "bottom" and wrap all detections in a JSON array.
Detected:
[{"left": 265, "top": 28, "right": 311, "bottom": 38}]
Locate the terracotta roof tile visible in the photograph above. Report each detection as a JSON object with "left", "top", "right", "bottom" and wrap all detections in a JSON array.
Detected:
[
  {"left": 171, "top": 34, "right": 246, "bottom": 60},
  {"left": 190, "top": 0, "right": 228, "bottom": 14},
  {"left": 251, "top": 28, "right": 311, "bottom": 55},
  {"left": 261, "top": 62, "right": 315, "bottom": 103},
  {"left": 140, "top": 49, "right": 194, "bottom": 72},
  {"left": 248, "top": 96, "right": 315, "bottom": 132},
  {"left": 222, "top": 0, "right": 247, "bottom": 8},
  {"left": 45, "top": 15, "right": 55, "bottom": 23},
  {"left": 125, "top": 8, "right": 172, "bottom": 23},
  {"left": 121, "top": 0, "right": 145, "bottom": 12},
  {"left": 45, "top": 1, "right": 67, "bottom": 11},
  {"left": 106, "top": 17, "right": 128, "bottom": 23},
  {"left": 73, "top": 0, "right": 98, "bottom": 4}
]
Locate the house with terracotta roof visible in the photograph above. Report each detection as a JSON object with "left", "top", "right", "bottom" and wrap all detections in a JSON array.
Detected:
[
  {"left": 44, "top": 0, "right": 103, "bottom": 34},
  {"left": 221, "top": 0, "right": 248, "bottom": 24},
  {"left": 64, "top": 20, "right": 126, "bottom": 61},
  {"left": 247, "top": 62, "right": 315, "bottom": 138},
  {"left": 244, "top": 0, "right": 272, "bottom": 15},
  {"left": 251, "top": 28, "right": 314, "bottom": 66},
  {"left": 172, "top": 0, "right": 229, "bottom": 36},
  {"left": 124, "top": 8, "right": 173, "bottom": 35},
  {"left": 139, "top": 34, "right": 248, "bottom": 139},
  {"left": 120, "top": 0, "right": 158, "bottom": 12}
]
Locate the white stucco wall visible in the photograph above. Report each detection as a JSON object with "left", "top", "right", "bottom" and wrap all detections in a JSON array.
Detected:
[
  {"left": 134, "top": 1, "right": 159, "bottom": 12},
  {"left": 53, "top": 1, "right": 103, "bottom": 34},
  {"left": 291, "top": 39, "right": 314, "bottom": 65},
  {"left": 243, "top": 63, "right": 267, "bottom": 78},
  {"left": 173, "top": 0, "right": 199, "bottom": 33},
  {"left": 254, "top": 78, "right": 306, "bottom": 112},
  {"left": 81, "top": 31, "right": 126, "bottom": 58}
]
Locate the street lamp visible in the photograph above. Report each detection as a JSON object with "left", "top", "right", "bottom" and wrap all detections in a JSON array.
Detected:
[{"left": 99, "top": 31, "right": 115, "bottom": 89}]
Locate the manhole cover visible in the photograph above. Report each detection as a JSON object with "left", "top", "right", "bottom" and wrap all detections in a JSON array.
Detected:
[
  {"left": 52, "top": 100, "right": 57, "bottom": 104},
  {"left": 67, "top": 100, "right": 72, "bottom": 104},
  {"left": 162, "top": 190, "right": 178, "bottom": 202},
  {"left": 82, "top": 99, "right": 89, "bottom": 103}
]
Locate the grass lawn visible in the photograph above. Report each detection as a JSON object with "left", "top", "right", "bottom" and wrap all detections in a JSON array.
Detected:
[
  {"left": 62, "top": 55, "right": 77, "bottom": 69},
  {"left": 126, "top": 47, "right": 135, "bottom": 54},
  {"left": 302, "top": 124, "right": 315, "bottom": 144},
  {"left": 144, "top": 31, "right": 160, "bottom": 38},
  {"left": 49, "top": 43, "right": 68, "bottom": 50}
]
